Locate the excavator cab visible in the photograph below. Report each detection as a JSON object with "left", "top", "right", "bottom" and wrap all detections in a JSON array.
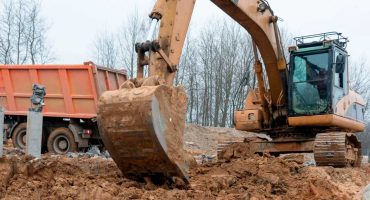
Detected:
[
  {"left": 236, "top": 31, "right": 364, "bottom": 167},
  {"left": 288, "top": 32, "right": 365, "bottom": 131}
]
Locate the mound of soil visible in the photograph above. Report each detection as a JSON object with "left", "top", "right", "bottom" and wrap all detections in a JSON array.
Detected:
[
  {"left": 184, "top": 124, "right": 266, "bottom": 157},
  {"left": 0, "top": 125, "right": 369, "bottom": 199},
  {"left": 1, "top": 143, "right": 369, "bottom": 200}
]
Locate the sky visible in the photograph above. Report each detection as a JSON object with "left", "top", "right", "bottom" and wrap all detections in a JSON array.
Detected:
[{"left": 40, "top": 0, "right": 370, "bottom": 65}]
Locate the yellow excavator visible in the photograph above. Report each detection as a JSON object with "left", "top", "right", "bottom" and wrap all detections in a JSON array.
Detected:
[{"left": 97, "top": 0, "right": 366, "bottom": 182}]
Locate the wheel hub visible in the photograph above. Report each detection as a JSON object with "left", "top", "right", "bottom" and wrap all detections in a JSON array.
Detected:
[
  {"left": 17, "top": 130, "right": 27, "bottom": 149},
  {"left": 58, "top": 140, "right": 68, "bottom": 150},
  {"left": 53, "top": 135, "right": 69, "bottom": 154},
  {"left": 22, "top": 134, "right": 26, "bottom": 145}
]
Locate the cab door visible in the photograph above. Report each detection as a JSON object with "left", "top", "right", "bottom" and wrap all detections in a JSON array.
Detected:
[{"left": 332, "top": 49, "right": 348, "bottom": 115}]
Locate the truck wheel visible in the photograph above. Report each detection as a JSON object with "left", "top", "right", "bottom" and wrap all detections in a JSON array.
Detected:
[
  {"left": 47, "top": 127, "right": 77, "bottom": 154},
  {"left": 12, "top": 123, "right": 27, "bottom": 150}
]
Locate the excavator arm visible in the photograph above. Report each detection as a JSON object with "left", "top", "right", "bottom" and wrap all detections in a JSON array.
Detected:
[
  {"left": 140, "top": 0, "right": 288, "bottom": 128},
  {"left": 97, "top": 0, "right": 288, "bottom": 182},
  {"left": 145, "top": 0, "right": 288, "bottom": 103}
]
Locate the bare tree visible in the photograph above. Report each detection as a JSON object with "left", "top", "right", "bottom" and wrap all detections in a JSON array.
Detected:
[
  {"left": 0, "top": 0, "right": 14, "bottom": 64},
  {"left": 92, "top": 7, "right": 147, "bottom": 72},
  {"left": 118, "top": 8, "right": 146, "bottom": 78},
  {"left": 14, "top": 0, "right": 27, "bottom": 64},
  {"left": 279, "top": 25, "right": 295, "bottom": 60},
  {"left": 27, "top": 1, "right": 53, "bottom": 64},
  {"left": 174, "top": 18, "right": 255, "bottom": 127},
  {"left": 350, "top": 58, "right": 370, "bottom": 119},
  {"left": 0, "top": 0, "right": 53, "bottom": 64},
  {"left": 93, "top": 31, "right": 119, "bottom": 69},
  {"left": 175, "top": 32, "right": 199, "bottom": 123}
]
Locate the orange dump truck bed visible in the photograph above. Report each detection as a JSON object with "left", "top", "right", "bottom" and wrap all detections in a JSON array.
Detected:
[{"left": 0, "top": 62, "right": 127, "bottom": 118}]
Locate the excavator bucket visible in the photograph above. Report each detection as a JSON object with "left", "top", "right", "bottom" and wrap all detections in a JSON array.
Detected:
[{"left": 97, "top": 85, "right": 189, "bottom": 182}]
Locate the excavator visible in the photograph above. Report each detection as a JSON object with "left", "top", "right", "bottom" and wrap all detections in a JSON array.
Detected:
[{"left": 97, "top": 0, "right": 366, "bottom": 182}]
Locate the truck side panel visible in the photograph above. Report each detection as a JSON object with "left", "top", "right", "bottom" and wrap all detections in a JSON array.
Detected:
[
  {"left": 0, "top": 64, "right": 127, "bottom": 119},
  {"left": 94, "top": 67, "right": 126, "bottom": 96}
]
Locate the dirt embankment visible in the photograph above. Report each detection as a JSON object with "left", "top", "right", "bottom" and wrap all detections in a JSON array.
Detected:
[{"left": 0, "top": 143, "right": 369, "bottom": 200}]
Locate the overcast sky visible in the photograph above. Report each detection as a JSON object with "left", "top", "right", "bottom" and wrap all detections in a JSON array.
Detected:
[{"left": 40, "top": 0, "right": 370, "bottom": 65}]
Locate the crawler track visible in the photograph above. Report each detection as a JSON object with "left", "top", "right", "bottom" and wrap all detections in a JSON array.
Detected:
[{"left": 314, "top": 132, "right": 361, "bottom": 167}]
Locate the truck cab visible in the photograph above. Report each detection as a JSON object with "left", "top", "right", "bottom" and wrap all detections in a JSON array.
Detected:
[{"left": 287, "top": 32, "right": 365, "bottom": 131}]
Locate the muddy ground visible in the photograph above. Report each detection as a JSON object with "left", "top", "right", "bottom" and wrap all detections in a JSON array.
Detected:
[{"left": 1, "top": 124, "right": 370, "bottom": 200}]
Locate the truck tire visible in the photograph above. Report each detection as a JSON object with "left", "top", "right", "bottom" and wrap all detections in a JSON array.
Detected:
[
  {"left": 47, "top": 127, "right": 77, "bottom": 154},
  {"left": 12, "top": 123, "right": 27, "bottom": 150}
]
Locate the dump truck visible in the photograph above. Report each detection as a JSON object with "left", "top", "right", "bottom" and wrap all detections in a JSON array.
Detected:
[{"left": 0, "top": 62, "right": 127, "bottom": 153}]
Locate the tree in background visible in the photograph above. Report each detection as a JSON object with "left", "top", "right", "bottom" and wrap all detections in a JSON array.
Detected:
[
  {"left": 0, "top": 0, "right": 53, "bottom": 64},
  {"left": 27, "top": 1, "right": 53, "bottom": 64},
  {"left": 118, "top": 8, "right": 146, "bottom": 78},
  {"left": 350, "top": 58, "right": 370, "bottom": 118},
  {"left": 350, "top": 59, "right": 370, "bottom": 154},
  {"left": 93, "top": 31, "right": 118, "bottom": 69},
  {"left": 175, "top": 19, "right": 255, "bottom": 127},
  {"left": 93, "top": 8, "right": 147, "bottom": 73}
]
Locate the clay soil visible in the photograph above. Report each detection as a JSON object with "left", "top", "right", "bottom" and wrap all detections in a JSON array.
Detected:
[{"left": 1, "top": 125, "right": 370, "bottom": 200}]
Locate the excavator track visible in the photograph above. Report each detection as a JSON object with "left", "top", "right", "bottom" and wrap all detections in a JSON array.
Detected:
[
  {"left": 314, "top": 132, "right": 361, "bottom": 167},
  {"left": 216, "top": 137, "right": 246, "bottom": 160},
  {"left": 97, "top": 85, "right": 189, "bottom": 182}
]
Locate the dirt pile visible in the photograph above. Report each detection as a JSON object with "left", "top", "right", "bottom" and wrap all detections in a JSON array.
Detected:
[
  {"left": 0, "top": 126, "right": 369, "bottom": 199},
  {"left": 191, "top": 142, "right": 370, "bottom": 200},
  {"left": 184, "top": 124, "right": 267, "bottom": 157},
  {"left": 1, "top": 142, "right": 369, "bottom": 200}
]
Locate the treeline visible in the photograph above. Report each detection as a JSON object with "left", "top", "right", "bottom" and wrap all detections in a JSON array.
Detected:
[
  {"left": 174, "top": 21, "right": 256, "bottom": 127},
  {"left": 92, "top": 9, "right": 146, "bottom": 78},
  {"left": 0, "top": 0, "right": 52, "bottom": 65}
]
